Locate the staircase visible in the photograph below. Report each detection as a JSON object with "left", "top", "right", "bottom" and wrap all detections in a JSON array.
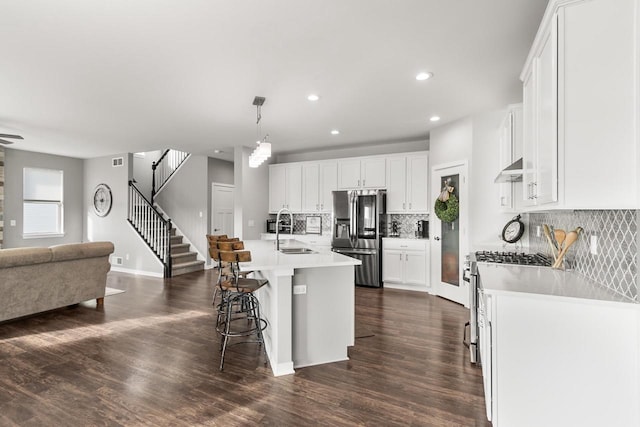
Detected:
[
  {"left": 169, "top": 228, "right": 204, "bottom": 276},
  {"left": 128, "top": 149, "right": 204, "bottom": 278}
]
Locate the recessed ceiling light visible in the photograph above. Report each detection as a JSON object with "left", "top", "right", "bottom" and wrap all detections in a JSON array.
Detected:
[
  {"left": 331, "top": 129, "right": 340, "bottom": 135},
  {"left": 307, "top": 94, "right": 320, "bottom": 101},
  {"left": 430, "top": 115, "right": 441, "bottom": 122},
  {"left": 416, "top": 72, "right": 433, "bottom": 81}
]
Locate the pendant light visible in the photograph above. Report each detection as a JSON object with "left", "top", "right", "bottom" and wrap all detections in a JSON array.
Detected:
[{"left": 249, "top": 96, "right": 271, "bottom": 168}]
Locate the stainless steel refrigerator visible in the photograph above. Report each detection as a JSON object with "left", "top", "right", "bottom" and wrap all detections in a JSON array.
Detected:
[{"left": 331, "top": 189, "right": 386, "bottom": 287}]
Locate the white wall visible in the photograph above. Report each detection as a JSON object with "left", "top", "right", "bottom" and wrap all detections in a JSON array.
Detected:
[
  {"left": 155, "top": 155, "right": 209, "bottom": 258},
  {"left": 429, "top": 118, "right": 473, "bottom": 169},
  {"left": 84, "top": 153, "right": 163, "bottom": 276},
  {"left": 275, "top": 139, "right": 428, "bottom": 163},
  {"left": 430, "top": 112, "right": 523, "bottom": 248},
  {"left": 234, "top": 146, "right": 270, "bottom": 240},
  {"left": 208, "top": 157, "right": 234, "bottom": 185},
  {"left": 3, "top": 148, "right": 84, "bottom": 248},
  {"left": 469, "top": 110, "right": 522, "bottom": 247},
  {"left": 132, "top": 150, "right": 162, "bottom": 200}
]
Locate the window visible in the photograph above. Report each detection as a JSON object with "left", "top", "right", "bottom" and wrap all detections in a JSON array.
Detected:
[{"left": 23, "top": 168, "right": 64, "bottom": 237}]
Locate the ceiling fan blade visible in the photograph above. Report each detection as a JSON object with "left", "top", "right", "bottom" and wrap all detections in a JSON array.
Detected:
[
  {"left": 0, "top": 138, "right": 15, "bottom": 145},
  {"left": 0, "top": 134, "right": 23, "bottom": 139}
]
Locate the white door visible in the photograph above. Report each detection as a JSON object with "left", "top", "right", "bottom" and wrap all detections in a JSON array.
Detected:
[
  {"left": 211, "top": 183, "right": 234, "bottom": 237},
  {"left": 302, "top": 163, "right": 320, "bottom": 212},
  {"left": 319, "top": 161, "right": 337, "bottom": 213},
  {"left": 382, "top": 249, "right": 403, "bottom": 283},
  {"left": 407, "top": 154, "right": 429, "bottom": 212},
  {"left": 430, "top": 161, "right": 469, "bottom": 306},
  {"left": 361, "top": 158, "right": 386, "bottom": 188},
  {"left": 386, "top": 157, "right": 407, "bottom": 213},
  {"left": 404, "top": 251, "right": 426, "bottom": 286}
]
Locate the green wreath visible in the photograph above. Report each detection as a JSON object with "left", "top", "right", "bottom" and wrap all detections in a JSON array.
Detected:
[{"left": 434, "top": 194, "right": 459, "bottom": 223}]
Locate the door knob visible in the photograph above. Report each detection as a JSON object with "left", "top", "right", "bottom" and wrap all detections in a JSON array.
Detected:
[{"left": 434, "top": 236, "right": 440, "bottom": 241}]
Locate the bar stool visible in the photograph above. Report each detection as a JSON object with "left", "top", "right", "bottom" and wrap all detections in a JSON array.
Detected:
[
  {"left": 216, "top": 249, "right": 268, "bottom": 371},
  {"left": 206, "top": 235, "right": 243, "bottom": 306}
]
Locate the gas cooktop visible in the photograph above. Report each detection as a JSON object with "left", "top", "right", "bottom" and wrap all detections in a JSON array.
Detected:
[{"left": 474, "top": 251, "right": 552, "bottom": 266}]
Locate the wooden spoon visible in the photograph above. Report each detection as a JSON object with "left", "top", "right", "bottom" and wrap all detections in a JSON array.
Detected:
[
  {"left": 552, "top": 227, "right": 583, "bottom": 269},
  {"left": 553, "top": 229, "right": 566, "bottom": 252},
  {"left": 542, "top": 224, "right": 558, "bottom": 260}
]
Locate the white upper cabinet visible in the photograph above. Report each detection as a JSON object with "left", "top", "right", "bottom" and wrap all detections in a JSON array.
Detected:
[
  {"left": 387, "top": 153, "right": 429, "bottom": 213},
  {"left": 520, "top": 0, "right": 639, "bottom": 210},
  {"left": 337, "top": 157, "right": 386, "bottom": 189},
  {"left": 302, "top": 161, "right": 337, "bottom": 213},
  {"left": 521, "top": 16, "right": 558, "bottom": 207},
  {"left": 269, "top": 163, "right": 302, "bottom": 213},
  {"left": 498, "top": 105, "right": 522, "bottom": 212}
]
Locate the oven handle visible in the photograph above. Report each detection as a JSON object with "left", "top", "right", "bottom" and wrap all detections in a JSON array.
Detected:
[{"left": 463, "top": 321, "right": 470, "bottom": 348}]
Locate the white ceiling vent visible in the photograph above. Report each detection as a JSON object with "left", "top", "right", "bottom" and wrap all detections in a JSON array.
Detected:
[{"left": 112, "top": 157, "right": 124, "bottom": 167}]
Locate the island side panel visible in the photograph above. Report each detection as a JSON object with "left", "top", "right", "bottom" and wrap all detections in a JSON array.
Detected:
[
  {"left": 292, "top": 265, "right": 355, "bottom": 368},
  {"left": 254, "top": 268, "right": 295, "bottom": 376}
]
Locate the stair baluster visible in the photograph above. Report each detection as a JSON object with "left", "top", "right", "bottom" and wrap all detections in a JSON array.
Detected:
[{"left": 128, "top": 181, "right": 172, "bottom": 278}]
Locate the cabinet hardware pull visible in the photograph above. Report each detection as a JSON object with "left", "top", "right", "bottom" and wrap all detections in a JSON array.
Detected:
[
  {"left": 399, "top": 254, "right": 402, "bottom": 260},
  {"left": 403, "top": 202, "right": 405, "bottom": 209},
  {"left": 405, "top": 254, "right": 408, "bottom": 261},
  {"left": 400, "top": 245, "right": 408, "bottom": 248},
  {"left": 363, "top": 179, "right": 365, "bottom": 186},
  {"left": 409, "top": 202, "right": 412, "bottom": 209}
]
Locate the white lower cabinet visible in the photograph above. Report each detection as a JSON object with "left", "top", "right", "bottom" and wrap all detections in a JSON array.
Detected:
[
  {"left": 485, "top": 291, "right": 640, "bottom": 427},
  {"left": 382, "top": 238, "right": 429, "bottom": 292}
]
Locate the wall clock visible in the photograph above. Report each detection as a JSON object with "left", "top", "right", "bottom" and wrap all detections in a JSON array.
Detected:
[
  {"left": 93, "top": 183, "right": 112, "bottom": 217},
  {"left": 502, "top": 214, "right": 525, "bottom": 243}
]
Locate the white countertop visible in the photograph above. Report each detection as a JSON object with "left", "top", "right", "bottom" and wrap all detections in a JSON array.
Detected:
[
  {"left": 478, "top": 262, "right": 634, "bottom": 304},
  {"left": 240, "top": 239, "right": 361, "bottom": 272}
]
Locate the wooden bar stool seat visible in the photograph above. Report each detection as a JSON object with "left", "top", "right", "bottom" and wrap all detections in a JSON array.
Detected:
[{"left": 215, "top": 249, "right": 268, "bottom": 371}]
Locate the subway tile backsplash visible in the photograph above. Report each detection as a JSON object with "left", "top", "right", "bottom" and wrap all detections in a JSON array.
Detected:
[{"left": 528, "top": 210, "right": 638, "bottom": 302}]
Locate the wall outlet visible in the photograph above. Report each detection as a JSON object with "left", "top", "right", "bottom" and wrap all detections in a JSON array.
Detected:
[
  {"left": 248, "top": 219, "right": 255, "bottom": 227},
  {"left": 125, "top": 253, "right": 130, "bottom": 261},
  {"left": 590, "top": 235, "right": 598, "bottom": 255},
  {"left": 199, "top": 211, "right": 203, "bottom": 218},
  {"left": 9, "top": 219, "right": 16, "bottom": 227},
  {"left": 293, "top": 285, "right": 307, "bottom": 295}
]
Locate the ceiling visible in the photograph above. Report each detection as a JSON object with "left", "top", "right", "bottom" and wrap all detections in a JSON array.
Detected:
[{"left": 0, "top": 0, "right": 548, "bottom": 162}]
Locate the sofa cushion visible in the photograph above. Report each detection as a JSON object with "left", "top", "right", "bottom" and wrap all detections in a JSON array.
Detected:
[
  {"left": 0, "top": 247, "right": 52, "bottom": 268},
  {"left": 50, "top": 241, "right": 115, "bottom": 262}
]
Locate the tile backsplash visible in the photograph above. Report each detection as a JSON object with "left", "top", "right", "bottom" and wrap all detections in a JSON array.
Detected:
[
  {"left": 271, "top": 213, "right": 428, "bottom": 239},
  {"left": 388, "top": 214, "right": 429, "bottom": 238},
  {"left": 528, "top": 210, "right": 638, "bottom": 302}
]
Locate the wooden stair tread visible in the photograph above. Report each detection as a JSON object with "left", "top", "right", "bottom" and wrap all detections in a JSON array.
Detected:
[{"left": 172, "top": 259, "right": 205, "bottom": 269}]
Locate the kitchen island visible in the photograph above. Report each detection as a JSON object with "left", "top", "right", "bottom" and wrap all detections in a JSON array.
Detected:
[{"left": 239, "top": 239, "right": 361, "bottom": 376}]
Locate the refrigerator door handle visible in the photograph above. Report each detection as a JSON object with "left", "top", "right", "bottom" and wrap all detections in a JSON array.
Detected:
[{"left": 349, "top": 192, "right": 357, "bottom": 246}]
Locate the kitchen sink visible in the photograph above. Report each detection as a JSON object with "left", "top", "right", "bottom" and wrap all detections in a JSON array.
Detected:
[{"left": 279, "top": 247, "right": 317, "bottom": 254}]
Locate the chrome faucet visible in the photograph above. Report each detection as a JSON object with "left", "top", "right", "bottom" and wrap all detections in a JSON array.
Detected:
[{"left": 275, "top": 207, "right": 293, "bottom": 251}]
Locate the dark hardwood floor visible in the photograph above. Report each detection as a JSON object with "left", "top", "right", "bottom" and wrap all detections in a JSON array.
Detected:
[{"left": 0, "top": 270, "right": 490, "bottom": 426}]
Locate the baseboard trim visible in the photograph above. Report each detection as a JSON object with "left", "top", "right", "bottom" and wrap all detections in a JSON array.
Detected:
[{"left": 109, "top": 266, "right": 164, "bottom": 278}]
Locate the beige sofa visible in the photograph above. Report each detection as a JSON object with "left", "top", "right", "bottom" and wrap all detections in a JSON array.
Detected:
[{"left": 0, "top": 241, "right": 114, "bottom": 322}]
